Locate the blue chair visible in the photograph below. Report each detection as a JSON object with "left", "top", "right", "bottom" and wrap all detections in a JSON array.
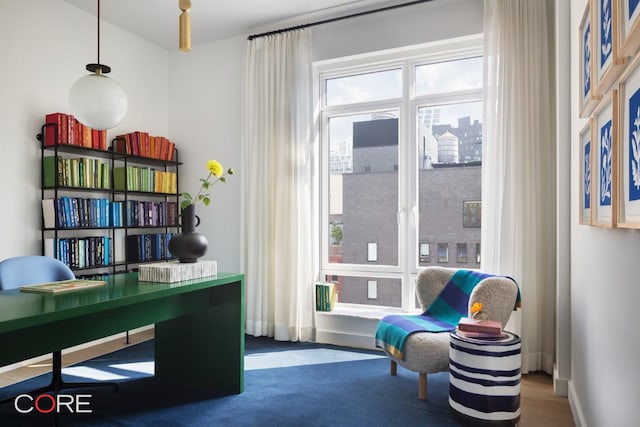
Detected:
[{"left": 0, "top": 256, "right": 117, "bottom": 401}]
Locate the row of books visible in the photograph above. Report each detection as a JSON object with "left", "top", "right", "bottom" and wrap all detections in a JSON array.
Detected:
[
  {"left": 315, "top": 282, "right": 337, "bottom": 312},
  {"left": 44, "top": 112, "right": 108, "bottom": 150},
  {"left": 43, "top": 156, "right": 111, "bottom": 189},
  {"left": 125, "top": 233, "right": 176, "bottom": 263},
  {"left": 121, "top": 200, "right": 178, "bottom": 228},
  {"left": 113, "top": 131, "right": 176, "bottom": 161},
  {"left": 44, "top": 236, "right": 112, "bottom": 270},
  {"left": 113, "top": 166, "right": 178, "bottom": 194},
  {"left": 42, "top": 197, "right": 179, "bottom": 229}
]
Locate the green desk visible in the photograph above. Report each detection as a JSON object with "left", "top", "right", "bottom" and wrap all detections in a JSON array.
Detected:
[{"left": 0, "top": 272, "right": 244, "bottom": 394}]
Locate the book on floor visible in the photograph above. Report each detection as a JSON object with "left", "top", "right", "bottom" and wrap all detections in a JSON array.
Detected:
[{"left": 20, "top": 279, "right": 106, "bottom": 294}]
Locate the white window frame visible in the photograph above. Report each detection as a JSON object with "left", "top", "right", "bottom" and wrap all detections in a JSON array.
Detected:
[{"left": 315, "top": 34, "right": 483, "bottom": 313}]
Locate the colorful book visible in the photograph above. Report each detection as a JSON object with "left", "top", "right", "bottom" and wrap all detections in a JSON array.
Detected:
[{"left": 20, "top": 279, "right": 106, "bottom": 294}]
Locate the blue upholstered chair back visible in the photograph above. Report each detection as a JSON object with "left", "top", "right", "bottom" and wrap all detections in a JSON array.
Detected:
[{"left": 0, "top": 255, "right": 75, "bottom": 290}]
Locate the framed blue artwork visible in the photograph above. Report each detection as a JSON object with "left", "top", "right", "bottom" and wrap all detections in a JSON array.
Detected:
[
  {"left": 617, "top": 54, "right": 640, "bottom": 227},
  {"left": 593, "top": 89, "right": 618, "bottom": 227},
  {"left": 579, "top": 120, "right": 594, "bottom": 225},
  {"left": 620, "top": 0, "right": 640, "bottom": 57},
  {"left": 595, "top": 0, "right": 626, "bottom": 95},
  {"left": 581, "top": 2, "right": 601, "bottom": 117}
]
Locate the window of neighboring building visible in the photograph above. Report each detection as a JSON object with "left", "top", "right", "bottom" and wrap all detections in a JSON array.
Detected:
[
  {"left": 318, "top": 35, "right": 483, "bottom": 311},
  {"left": 367, "top": 280, "right": 378, "bottom": 299},
  {"left": 476, "top": 243, "right": 481, "bottom": 264},
  {"left": 419, "top": 243, "right": 430, "bottom": 263},
  {"left": 438, "top": 243, "right": 449, "bottom": 263},
  {"left": 367, "top": 243, "right": 378, "bottom": 262},
  {"left": 456, "top": 243, "right": 468, "bottom": 263},
  {"left": 463, "top": 201, "right": 482, "bottom": 228}
]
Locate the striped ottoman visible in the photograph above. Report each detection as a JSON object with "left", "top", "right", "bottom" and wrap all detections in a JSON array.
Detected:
[{"left": 449, "top": 331, "right": 521, "bottom": 424}]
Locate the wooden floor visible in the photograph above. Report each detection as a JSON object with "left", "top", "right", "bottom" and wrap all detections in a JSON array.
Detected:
[{"left": 0, "top": 331, "right": 574, "bottom": 426}]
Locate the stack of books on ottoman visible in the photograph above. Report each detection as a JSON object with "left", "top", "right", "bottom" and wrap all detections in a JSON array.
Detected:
[{"left": 456, "top": 317, "right": 506, "bottom": 339}]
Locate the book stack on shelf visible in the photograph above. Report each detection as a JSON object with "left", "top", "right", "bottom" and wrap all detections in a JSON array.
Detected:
[
  {"left": 113, "top": 166, "right": 177, "bottom": 194},
  {"left": 125, "top": 233, "right": 176, "bottom": 263},
  {"left": 456, "top": 317, "right": 505, "bottom": 339},
  {"left": 43, "top": 156, "right": 111, "bottom": 189},
  {"left": 315, "top": 282, "right": 337, "bottom": 312},
  {"left": 44, "top": 112, "right": 108, "bottom": 150},
  {"left": 113, "top": 131, "right": 176, "bottom": 161}
]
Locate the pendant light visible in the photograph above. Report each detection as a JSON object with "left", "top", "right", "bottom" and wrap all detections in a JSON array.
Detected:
[
  {"left": 69, "top": 0, "right": 128, "bottom": 130},
  {"left": 179, "top": 0, "right": 191, "bottom": 51}
]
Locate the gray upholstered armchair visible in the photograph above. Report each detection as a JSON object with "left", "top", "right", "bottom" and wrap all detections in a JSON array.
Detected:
[{"left": 381, "top": 266, "right": 519, "bottom": 400}]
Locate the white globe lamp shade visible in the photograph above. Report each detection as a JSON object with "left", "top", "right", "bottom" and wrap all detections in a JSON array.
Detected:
[{"left": 69, "top": 72, "right": 128, "bottom": 130}]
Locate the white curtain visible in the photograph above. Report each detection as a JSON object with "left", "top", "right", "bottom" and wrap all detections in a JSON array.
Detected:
[
  {"left": 482, "top": 0, "right": 556, "bottom": 374},
  {"left": 241, "top": 29, "right": 316, "bottom": 342}
]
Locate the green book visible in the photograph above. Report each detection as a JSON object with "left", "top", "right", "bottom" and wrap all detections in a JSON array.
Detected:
[
  {"left": 113, "top": 166, "right": 127, "bottom": 191},
  {"left": 43, "top": 156, "right": 57, "bottom": 188}
]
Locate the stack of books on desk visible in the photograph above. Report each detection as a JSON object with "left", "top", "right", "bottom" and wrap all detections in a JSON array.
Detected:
[
  {"left": 138, "top": 260, "right": 217, "bottom": 283},
  {"left": 457, "top": 317, "right": 504, "bottom": 339}
]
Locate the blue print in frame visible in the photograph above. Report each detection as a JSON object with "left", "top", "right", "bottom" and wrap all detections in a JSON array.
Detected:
[
  {"left": 631, "top": 0, "right": 640, "bottom": 19},
  {"left": 600, "top": 119, "right": 613, "bottom": 207},
  {"left": 629, "top": 87, "right": 640, "bottom": 200},
  {"left": 600, "top": 0, "right": 613, "bottom": 68},
  {"left": 584, "top": 20, "right": 592, "bottom": 100},
  {"left": 584, "top": 141, "right": 591, "bottom": 210}
]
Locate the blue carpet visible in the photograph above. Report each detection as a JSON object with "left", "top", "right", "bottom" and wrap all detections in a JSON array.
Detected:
[{"left": 0, "top": 336, "right": 464, "bottom": 426}]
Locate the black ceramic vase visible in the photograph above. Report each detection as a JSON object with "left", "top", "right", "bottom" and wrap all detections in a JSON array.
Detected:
[{"left": 168, "top": 204, "right": 208, "bottom": 263}]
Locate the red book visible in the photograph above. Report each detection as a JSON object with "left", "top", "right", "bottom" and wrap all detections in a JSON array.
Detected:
[
  {"left": 92, "top": 129, "right": 100, "bottom": 149},
  {"left": 457, "top": 318, "right": 503, "bottom": 335},
  {"left": 44, "top": 113, "right": 66, "bottom": 146}
]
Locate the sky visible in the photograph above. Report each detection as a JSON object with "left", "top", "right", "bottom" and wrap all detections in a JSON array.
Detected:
[{"left": 326, "top": 56, "right": 483, "bottom": 149}]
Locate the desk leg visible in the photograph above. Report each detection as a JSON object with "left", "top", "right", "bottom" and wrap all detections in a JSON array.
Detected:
[{"left": 155, "top": 281, "right": 244, "bottom": 394}]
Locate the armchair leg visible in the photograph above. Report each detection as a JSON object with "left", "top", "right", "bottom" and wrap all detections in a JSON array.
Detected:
[
  {"left": 419, "top": 373, "right": 427, "bottom": 400},
  {"left": 390, "top": 360, "right": 397, "bottom": 376}
]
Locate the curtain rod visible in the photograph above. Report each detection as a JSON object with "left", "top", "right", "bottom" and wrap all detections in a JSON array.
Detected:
[{"left": 247, "top": 0, "right": 434, "bottom": 41}]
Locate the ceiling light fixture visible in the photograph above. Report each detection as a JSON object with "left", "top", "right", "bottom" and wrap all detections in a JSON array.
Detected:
[
  {"left": 69, "top": 0, "right": 128, "bottom": 130},
  {"left": 179, "top": 0, "right": 192, "bottom": 52}
]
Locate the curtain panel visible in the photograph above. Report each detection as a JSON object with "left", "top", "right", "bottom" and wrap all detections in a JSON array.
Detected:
[
  {"left": 241, "top": 29, "right": 317, "bottom": 342},
  {"left": 482, "top": 0, "right": 556, "bottom": 374}
]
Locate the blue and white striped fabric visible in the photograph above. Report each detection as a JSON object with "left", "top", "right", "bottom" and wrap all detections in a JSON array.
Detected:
[{"left": 448, "top": 331, "right": 521, "bottom": 423}]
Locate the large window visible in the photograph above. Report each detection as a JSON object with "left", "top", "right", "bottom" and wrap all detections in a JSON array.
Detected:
[{"left": 318, "top": 37, "right": 483, "bottom": 311}]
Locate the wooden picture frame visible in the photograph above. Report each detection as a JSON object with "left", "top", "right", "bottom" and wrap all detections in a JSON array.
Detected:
[
  {"left": 593, "top": 89, "right": 619, "bottom": 227},
  {"left": 617, "top": 54, "right": 640, "bottom": 227},
  {"left": 620, "top": 0, "right": 640, "bottom": 57},
  {"left": 594, "top": 0, "right": 627, "bottom": 95},
  {"left": 579, "top": 119, "right": 594, "bottom": 225},
  {"left": 581, "top": 2, "right": 602, "bottom": 117}
]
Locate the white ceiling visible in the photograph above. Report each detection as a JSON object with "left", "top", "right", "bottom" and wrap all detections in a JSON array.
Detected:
[{"left": 64, "top": 0, "right": 404, "bottom": 51}]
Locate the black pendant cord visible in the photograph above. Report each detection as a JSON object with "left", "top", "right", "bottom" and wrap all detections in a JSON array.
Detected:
[
  {"left": 87, "top": 0, "right": 111, "bottom": 74},
  {"left": 247, "top": 0, "right": 434, "bottom": 40}
]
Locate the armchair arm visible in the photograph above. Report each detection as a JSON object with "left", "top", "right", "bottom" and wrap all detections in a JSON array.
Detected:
[{"left": 468, "top": 277, "right": 518, "bottom": 327}]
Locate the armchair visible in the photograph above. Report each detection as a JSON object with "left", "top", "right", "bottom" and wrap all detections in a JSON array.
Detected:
[
  {"left": 0, "top": 255, "right": 117, "bottom": 403},
  {"left": 376, "top": 266, "right": 519, "bottom": 400}
]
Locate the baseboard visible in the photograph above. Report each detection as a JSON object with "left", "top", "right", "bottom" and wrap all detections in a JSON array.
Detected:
[
  {"left": 553, "top": 364, "right": 569, "bottom": 397},
  {"left": 315, "top": 329, "right": 378, "bottom": 350},
  {"left": 0, "top": 325, "right": 154, "bottom": 374},
  {"left": 568, "top": 380, "right": 586, "bottom": 427}
]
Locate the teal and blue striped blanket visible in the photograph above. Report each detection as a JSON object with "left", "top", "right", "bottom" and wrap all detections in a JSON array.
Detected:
[{"left": 374, "top": 270, "right": 520, "bottom": 359}]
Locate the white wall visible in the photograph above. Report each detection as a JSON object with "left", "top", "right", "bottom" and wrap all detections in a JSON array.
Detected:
[
  {"left": 0, "top": 0, "right": 169, "bottom": 260},
  {"left": 168, "top": 36, "right": 245, "bottom": 273},
  {"left": 570, "top": 1, "right": 640, "bottom": 426}
]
